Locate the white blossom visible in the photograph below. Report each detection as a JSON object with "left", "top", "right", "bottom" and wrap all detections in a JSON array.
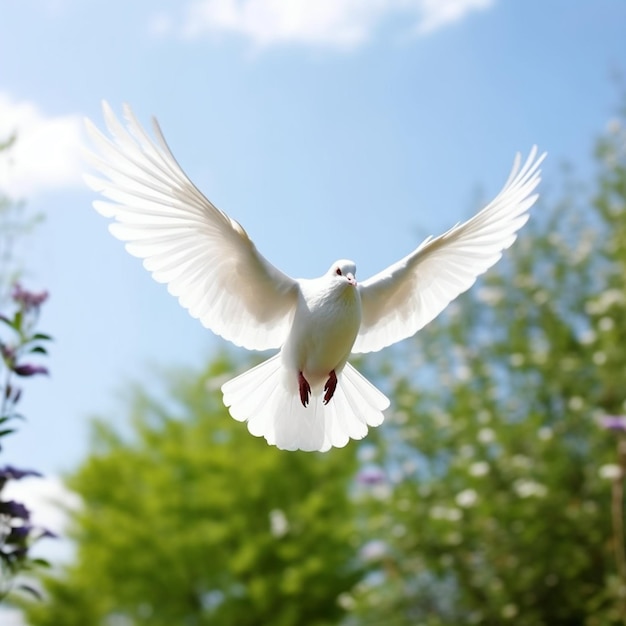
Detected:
[
  {"left": 598, "top": 316, "right": 615, "bottom": 332},
  {"left": 579, "top": 329, "right": 596, "bottom": 345},
  {"left": 537, "top": 427, "right": 553, "bottom": 441},
  {"left": 585, "top": 289, "right": 624, "bottom": 315},
  {"left": 476, "top": 286, "right": 504, "bottom": 305},
  {"left": 514, "top": 479, "right": 548, "bottom": 498},
  {"left": 456, "top": 488, "right": 478, "bottom": 508},
  {"left": 269, "top": 509, "right": 289, "bottom": 537},
  {"left": 593, "top": 351, "right": 607, "bottom": 365},
  {"left": 477, "top": 428, "right": 495, "bottom": 444},
  {"left": 568, "top": 396, "right": 584, "bottom": 411},
  {"left": 337, "top": 593, "right": 356, "bottom": 610},
  {"left": 469, "top": 461, "right": 490, "bottom": 477},
  {"left": 430, "top": 505, "right": 462, "bottom": 521},
  {"left": 501, "top": 604, "right": 518, "bottom": 619},
  {"left": 599, "top": 464, "right": 623, "bottom": 480}
]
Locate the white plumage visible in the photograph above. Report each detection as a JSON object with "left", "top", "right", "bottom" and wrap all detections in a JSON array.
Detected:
[{"left": 85, "top": 102, "right": 545, "bottom": 452}]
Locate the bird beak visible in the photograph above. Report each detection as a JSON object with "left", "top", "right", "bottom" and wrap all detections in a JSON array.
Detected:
[{"left": 347, "top": 273, "right": 357, "bottom": 286}]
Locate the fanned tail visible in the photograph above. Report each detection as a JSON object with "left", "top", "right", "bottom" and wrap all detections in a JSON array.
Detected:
[{"left": 221, "top": 357, "right": 389, "bottom": 452}]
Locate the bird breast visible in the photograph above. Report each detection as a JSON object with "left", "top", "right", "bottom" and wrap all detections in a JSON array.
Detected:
[{"left": 282, "top": 281, "right": 362, "bottom": 386}]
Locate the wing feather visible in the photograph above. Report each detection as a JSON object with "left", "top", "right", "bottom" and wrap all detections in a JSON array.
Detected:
[
  {"left": 353, "top": 147, "right": 545, "bottom": 354},
  {"left": 85, "top": 102, "right": 298, "bottom": 351}
]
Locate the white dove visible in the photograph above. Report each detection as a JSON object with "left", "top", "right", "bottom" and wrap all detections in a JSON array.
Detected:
[{"left": 85, "top": 102, "right": 545, "bottom": 452}]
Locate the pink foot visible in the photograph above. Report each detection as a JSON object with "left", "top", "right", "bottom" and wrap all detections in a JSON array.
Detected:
[
  {"left": 323, "top": 370, "right": 338, "bottom": 405},
  {"left": 298, "top": 371, "right": 311, "bottom": 407}
]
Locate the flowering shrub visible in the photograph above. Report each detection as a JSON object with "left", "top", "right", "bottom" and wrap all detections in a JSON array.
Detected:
[
  {"left": 0, "top": 283, "right": 53, "bottom": 601},
  {"left": 349, "top": 112, "right": 626, "bottom": 625}
]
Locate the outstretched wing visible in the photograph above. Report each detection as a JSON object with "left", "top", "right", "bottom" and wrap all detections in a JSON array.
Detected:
[
  {"left": 85, "top": 102, "right": 299, "bottom": 351},
  {"left": 353, "top": 147, "right": 545, "bottom": 354}
]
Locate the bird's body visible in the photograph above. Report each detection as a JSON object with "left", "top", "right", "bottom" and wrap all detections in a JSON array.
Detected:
[
  {"left": 85, "top": 102, "right": 545, "bottom": 452},
  {"left": 284, "top": 261, "right": 361, "bottom": 392},
  {"left": 221, "top": 260, "right": 387, "bottom": 451}
]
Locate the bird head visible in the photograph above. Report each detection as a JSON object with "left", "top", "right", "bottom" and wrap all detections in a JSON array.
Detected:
[{"left": 328, "top": 259, "right": 357, "bottom": 287}]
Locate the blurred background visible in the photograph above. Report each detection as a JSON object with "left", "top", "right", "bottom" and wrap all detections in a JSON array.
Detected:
[{"left": 1, "top": 0, "right": 626, "bottom": 624}]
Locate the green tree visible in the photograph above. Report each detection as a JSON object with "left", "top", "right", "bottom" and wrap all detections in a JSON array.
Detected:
[
  {"left": 24, "top": 355, "right": 365, "bottom": 626},
  {"left": 351, "top": 109, "right": 626, "bottom": 624}
]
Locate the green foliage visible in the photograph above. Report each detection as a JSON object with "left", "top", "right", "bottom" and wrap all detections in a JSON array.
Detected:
[
  {"left": 21, "top": 103, "right": 626, "bottom": 626},
  {"left": 25, "top": 356, "right": 364, "bottom": 626},
  {"left": 0, "top": 136, "right": 53, "bottom": 605},
  {"left": 351, "top": 114, "right": 626, "bottom": 625},
  {"left": 0, "top": 294, "right": 53, "bottom": 600}
]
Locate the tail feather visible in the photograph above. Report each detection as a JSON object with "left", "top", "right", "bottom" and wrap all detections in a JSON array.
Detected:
[
  {"left": 222, "top": 354, "right": 282, "bottom": 440},
  {"left": 340, "top": 364, "right": 388, "bottom": 427},
  {"left": 221, "top": 357, "right": 389, "bottom": 452}
]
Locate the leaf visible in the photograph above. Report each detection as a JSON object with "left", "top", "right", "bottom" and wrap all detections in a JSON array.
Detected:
[
  {"left": 13, "top": 309, "right": 23, "bottom": 331},
  {"left": 28, "top": 345, "right": 48, "bottom": 355},
  {"left": 0, "top": 314, "right": 16, "bottom": 329},
  {"left": 17, "top": 583, "right": 43, "bottom": 600},
  {"left": 31, "top": 332, "right": 53, "bottom": 342}
]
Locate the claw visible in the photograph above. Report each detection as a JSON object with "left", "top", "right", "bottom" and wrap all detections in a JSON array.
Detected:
[
  {"left": 323, "top": 370, "right": 338, "bottom": 405},
  {"left": 298, "top": 371, "right": 311, "bottom": 407}
]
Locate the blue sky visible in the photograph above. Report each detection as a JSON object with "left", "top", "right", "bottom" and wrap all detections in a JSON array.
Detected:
[{"left": 0, "top": 0, "right": 625, "bottom": 507}]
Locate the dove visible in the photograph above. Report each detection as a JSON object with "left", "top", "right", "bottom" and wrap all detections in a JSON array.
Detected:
[{"left": 84, "top": 102, "right": 545, "bottom": 452}]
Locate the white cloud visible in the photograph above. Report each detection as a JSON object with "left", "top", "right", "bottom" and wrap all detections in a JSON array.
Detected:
[
  {"left": 177, "top": 0, "right": 494, "bottom": 48},
  {"left": 415, "top": 0, "right": 493, "bottom": 35},
  {"left": 0, "top": 94, "right": 84, "bottom": 198}
]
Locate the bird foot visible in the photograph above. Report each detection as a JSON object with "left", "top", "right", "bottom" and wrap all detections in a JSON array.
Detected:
[
  {"left": 323, "top": 370, "right": 337, "bottom": 405},
  {"left": 298, "top": 371, "right": 311, "bottom": 407}
]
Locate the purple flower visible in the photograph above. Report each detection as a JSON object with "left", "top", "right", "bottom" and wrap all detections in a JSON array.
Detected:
[
  {"left": 1, "top": 344, "right": 16, "bottom": 364},
  {"left": 38, "top": 527, "right": 58, "bottom": 540},
  {"left": 11, "top": 283, "right": 49, "bottom": 311},
  {"left": 3, "top": 524, "right": 56, "bottom": 547},
  {"left": 0, "top": 466, "right": 42, "bottom": 481},
  {"left": 0, "top": 500, "right": 30, "bottom": 520},
  {"left": 600, "top": 415, "right": 626, "bottom": 432},
  {"left": 7, "top": 524, "right": 31, "bottom": 544},
  {"left": 358, "top": 466, "right": 387, "bottom": 486},
  {"left": 13, "top": 364, "right": 49, "bottom": 377}
]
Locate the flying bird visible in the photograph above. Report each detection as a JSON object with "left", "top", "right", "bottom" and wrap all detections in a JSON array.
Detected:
[{"left": 85, "top": 102, "right": 545, "bottom": 452}]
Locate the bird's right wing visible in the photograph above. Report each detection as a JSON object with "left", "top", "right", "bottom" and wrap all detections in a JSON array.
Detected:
[
  {"left": 85, "top": 102, "right": 299, "bottom": 351},
  {"left": 353, "top": 147, "right": 545, "bottom": 354}
]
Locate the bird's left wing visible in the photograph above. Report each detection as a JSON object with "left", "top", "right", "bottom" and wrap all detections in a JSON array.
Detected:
[
  {"left": 85, "top": 102, "right": 299, "bottom": 351},
  {"left": 352, "top": 147, "right": 545, "bottom": 354}
]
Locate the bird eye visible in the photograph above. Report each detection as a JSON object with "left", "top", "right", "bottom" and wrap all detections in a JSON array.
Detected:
[{"left": 336, "top": 268, "right": 342, "bottom": 276}]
